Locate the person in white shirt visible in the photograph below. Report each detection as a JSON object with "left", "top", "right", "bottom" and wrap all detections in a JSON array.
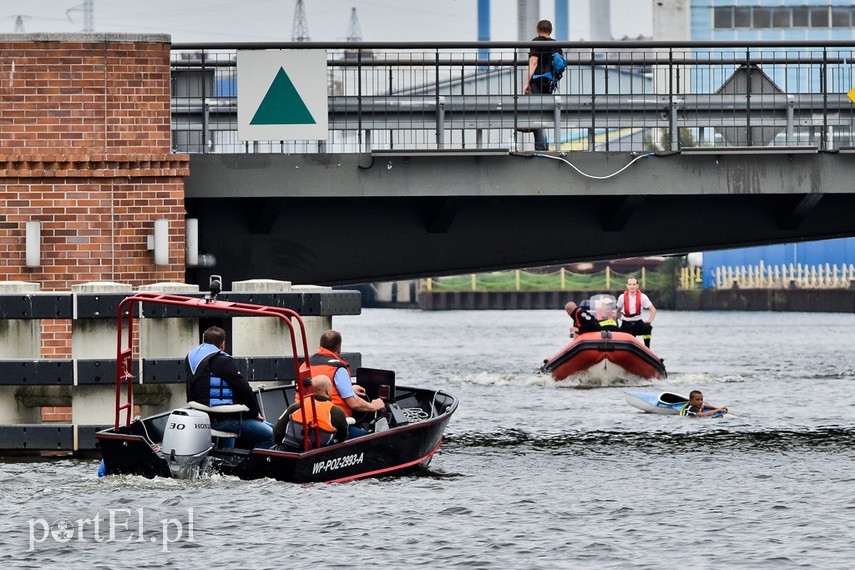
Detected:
[{"left": 615, "top": 276, "right": 656, "bottom": 348}]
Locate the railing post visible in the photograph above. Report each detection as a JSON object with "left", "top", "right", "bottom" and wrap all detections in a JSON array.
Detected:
[
  {"left": 553, "top": 95, "right": 562, "bottom": 152},
  {"left": 437, "top": 96, "right": 446, "bottom": 149},
  {"left": 821, "top": 47, "right": 828, "bottom": 151},
  {"left": 745, "top": 47, "right": 753, "bottom": 147},
  {"left": 203, "top": 102, "right": 211, "bottom": 153},
  {"left": 589, "top": 48, "right": 596, "bottom": 152},
  {"left": 786, "top": 94, "right": 794, "bottom": 144},
  {"left": 669, "top": 101, "right": 679, "bottom": 151},
  {"left": 201, "top": 50, "right": 209, "bottom": 154}
]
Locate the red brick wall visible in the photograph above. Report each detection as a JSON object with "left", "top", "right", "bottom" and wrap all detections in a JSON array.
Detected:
[
  {"left": 0, "top": 38, "right": 172, "bottom": 154},
  {"left": 0, "top": 36, "right": 189, "bottom": 291},
  {"left": 0, "top": 37, "right": 189, "bottom": 422}
]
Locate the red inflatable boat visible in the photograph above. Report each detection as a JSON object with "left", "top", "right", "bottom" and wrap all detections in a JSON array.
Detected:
[{"left": 541, "top": 330, "right": 667, "bottom": 383}]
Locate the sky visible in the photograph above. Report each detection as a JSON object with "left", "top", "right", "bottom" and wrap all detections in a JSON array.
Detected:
[{"left": 0, "top": 0, "right": 653, "bottom": 43}]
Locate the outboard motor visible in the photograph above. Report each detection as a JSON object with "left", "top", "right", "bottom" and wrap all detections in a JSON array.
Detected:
[{"left": 159, "top": 409, "right": 213, "bottom": 479}]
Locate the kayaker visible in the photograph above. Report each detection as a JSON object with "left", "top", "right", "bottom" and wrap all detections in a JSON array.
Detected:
[{"left": 679, "top": 390, "right": 728, "bottom": 417}]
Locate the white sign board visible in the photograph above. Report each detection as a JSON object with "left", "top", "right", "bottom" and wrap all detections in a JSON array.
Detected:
[{"left": 237, "top": 50, "right": 328, "bottom": 141}]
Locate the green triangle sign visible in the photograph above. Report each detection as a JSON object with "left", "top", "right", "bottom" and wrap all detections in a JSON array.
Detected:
[{"left": 250, "top": 67, "right": 316, "bottom": 125}]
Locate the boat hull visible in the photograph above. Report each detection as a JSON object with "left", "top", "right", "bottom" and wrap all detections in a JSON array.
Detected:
[{"left": 541, "top": 331, "right": 667, "bottom": 382}]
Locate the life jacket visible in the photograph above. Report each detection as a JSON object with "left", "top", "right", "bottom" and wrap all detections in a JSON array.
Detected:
[
  {"left": 186, "top": 343, "right": 235, "bottom": 406},
  {"left": 281, "top": 398, "right": 338, "bottom": 450},
  {"left": 679, "top": 403, "right": 700, "bottom": 417},
  {"left": 571, "top": 307, "right": 601, "bottom": 334},
  {"left": 623, "top": 290, "right": 643, "bottom": 318},
  {"left": 303, "top": 348, "right": 354, "bottom": 416}
]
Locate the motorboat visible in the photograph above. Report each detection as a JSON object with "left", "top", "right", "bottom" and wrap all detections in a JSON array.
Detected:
[
  {"left": 624, "top": 391, "right": 729, "bottom": 418},
  {"left": 541, "top": 330, "right": 667, "bottom": 383},
  {"left": 96, "top": 288, "right": 457, "bottom": 483},
  {"left": 541, "top": 295, "right": 666, "bottom": 383}
]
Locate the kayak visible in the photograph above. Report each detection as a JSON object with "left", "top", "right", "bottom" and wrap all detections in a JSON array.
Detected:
[{"left": 624, "top": 391, "right": 730, "bottom": 418}]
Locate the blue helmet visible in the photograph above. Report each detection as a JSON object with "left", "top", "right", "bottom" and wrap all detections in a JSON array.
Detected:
[{"left": 579, "top": 300, "right": 591, "bottom": 310}]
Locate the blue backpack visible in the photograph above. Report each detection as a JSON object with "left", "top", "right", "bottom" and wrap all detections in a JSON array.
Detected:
[{"left": 533, "top": 51, "right": 567, "bottom": 90}]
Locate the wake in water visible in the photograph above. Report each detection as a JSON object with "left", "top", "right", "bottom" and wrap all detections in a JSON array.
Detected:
[{"left": 445, "top": 427, "right": 855, "bottom": 454}]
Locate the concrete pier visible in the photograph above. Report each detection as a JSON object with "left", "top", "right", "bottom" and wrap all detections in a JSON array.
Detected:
[{"left": 0, "top": 282, "right": 361, "bottom": 453}]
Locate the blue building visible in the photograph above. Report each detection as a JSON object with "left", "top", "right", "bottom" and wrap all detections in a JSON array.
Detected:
[{"left": 688, "top": 1, "right": 855, "bottom": 286}]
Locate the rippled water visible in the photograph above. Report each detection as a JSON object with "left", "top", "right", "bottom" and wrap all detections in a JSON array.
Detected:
[{"left": 2, "top": 309, "right": 854, "bottom": 568}]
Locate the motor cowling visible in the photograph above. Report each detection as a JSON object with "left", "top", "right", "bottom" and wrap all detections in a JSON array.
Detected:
[{"left": 160, "top": 409, "right": 213, "bottom": 478}]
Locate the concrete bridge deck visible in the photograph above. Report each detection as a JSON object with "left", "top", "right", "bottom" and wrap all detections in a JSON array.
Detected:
[{"left": 169, "top": 40, "right": 855, "bottom": 286}]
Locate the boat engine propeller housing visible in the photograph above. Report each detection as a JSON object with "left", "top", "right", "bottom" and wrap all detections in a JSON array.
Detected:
[{"left": 159, "top": 409, "right": 213, "bottom": 479}]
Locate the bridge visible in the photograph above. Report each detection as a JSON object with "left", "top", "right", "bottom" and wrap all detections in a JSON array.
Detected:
[{"left": 171, "top": 40, "right": 855, "bottom": 286}]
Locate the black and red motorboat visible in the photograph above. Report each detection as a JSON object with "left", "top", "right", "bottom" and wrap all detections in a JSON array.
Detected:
[{"left": 96, "top": 289, "right": 457, "bottom": 483}]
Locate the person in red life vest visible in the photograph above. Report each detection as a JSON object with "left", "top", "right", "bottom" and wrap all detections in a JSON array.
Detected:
[
  {"left": 615, "top": 276, "right": 657, "bottom": 348},
  {"left": 304, "top": 330, "right": 385, "bottom": 438},
  {"left": 565, "top": 301, "right": 601, "bottom": 336},
  {"left": 273, "top": 375, "right": 348, "bottom": 451}
]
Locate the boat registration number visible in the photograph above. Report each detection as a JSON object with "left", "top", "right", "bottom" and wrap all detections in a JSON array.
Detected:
[{"left": 312, "top": 452, "right": 364, "bottom": 475}]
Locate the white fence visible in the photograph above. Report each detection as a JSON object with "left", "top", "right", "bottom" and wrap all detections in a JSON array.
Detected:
[{"left": 713, "top": 262, "right": 855, "bottom": 289}]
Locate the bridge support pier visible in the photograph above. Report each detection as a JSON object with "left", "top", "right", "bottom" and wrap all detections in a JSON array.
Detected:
[
  {"left": 0, "top": 282, "right": 42, "bottom": 424},
  {"left": 71, "top": 283, "right": 134, "bottom": 427}
]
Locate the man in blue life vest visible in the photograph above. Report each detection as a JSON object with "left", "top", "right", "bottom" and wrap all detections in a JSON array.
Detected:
[
  {"left": 615, "top": 276, "right": 657, "bottom": 348},
  {"left": 186, "top": 325, "right": 274, "bottom": 448},
  {"left": 273, "top": 374, "right": 348, "bottom": 451}
]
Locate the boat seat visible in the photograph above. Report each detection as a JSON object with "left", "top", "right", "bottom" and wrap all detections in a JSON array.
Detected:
[
  {"left": 187, "top": 401, "right": 250, "bottom": 414},
  {"left": 187, "top": 401, "right": 250, "bottom": 448}
]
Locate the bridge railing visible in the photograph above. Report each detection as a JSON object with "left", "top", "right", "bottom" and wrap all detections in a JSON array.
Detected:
[{"left": 170, "top": 40, "right": 855, "bottom": 154}]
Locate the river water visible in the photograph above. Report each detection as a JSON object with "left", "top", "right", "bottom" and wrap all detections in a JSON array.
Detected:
[{"left": 2, "top": 309, "right": 854, "bottom": 568}]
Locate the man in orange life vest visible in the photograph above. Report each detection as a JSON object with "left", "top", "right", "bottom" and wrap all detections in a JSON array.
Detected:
[
  {"left": 305, "top": 330, "right": 385, "bottom": 437},
  {"left": 273, "top": 374, "right": 348, "bottom": 451},
  {"left": 615, "top": 276, "right": 657, "bottom": 348}
]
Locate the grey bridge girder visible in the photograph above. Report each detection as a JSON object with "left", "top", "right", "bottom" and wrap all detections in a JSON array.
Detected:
[{"left": 184, "top": 151, "right": 855, "bottom": 286}]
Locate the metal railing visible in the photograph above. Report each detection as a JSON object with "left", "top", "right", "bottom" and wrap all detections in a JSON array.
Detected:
[{"left": 170, "top": 40, "right": 855, "bottom": 154}]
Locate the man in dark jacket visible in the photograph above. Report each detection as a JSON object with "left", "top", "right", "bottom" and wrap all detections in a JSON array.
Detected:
[
  {"left": 524, "top": 19, "right": 562, "bottom": 151},
  {"left": 565, "top": 301, "right": 602, "bottom": 336},
  {"left": 186, "top": 326, "right": 274, "bottom": 448}
]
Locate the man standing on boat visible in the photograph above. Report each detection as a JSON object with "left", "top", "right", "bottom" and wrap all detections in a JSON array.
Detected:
[
  {"left": 615, "top": 277, "right": 656, "bottom": 348},
  {"left": 306, "top": 330, "right": 385, "bottom": 437},
  {"left": 186, "top": 326, "right": 275, "bottom": 448}
]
